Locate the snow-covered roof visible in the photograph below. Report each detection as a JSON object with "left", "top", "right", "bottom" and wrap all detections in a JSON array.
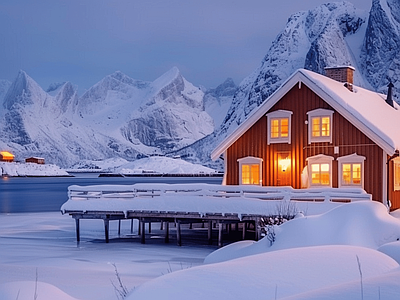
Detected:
[{"left": 211, "top": 68, "right": 400, "bottom": 160}]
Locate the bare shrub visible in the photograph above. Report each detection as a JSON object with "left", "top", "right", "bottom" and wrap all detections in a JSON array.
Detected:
[{"left": 111, "top": 263, "right": 131, "bottom": 300}]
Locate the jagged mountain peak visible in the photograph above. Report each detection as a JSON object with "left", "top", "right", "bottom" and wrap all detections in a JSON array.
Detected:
[
  {"left": 55, "top": 82, "right": 77, "bottom": 113},
  {"left": 77, "top": 71, "right": 150, "bottom": 116},
  {"left": 361, "top": 0, "right": 400, "bottom": 98},
  {"left": 107, "top": 70, "right": 150, "bottom": 88},
  {"left": 147, "top": 66, "right": 205, "bottom": 110},
  {"left": 209, "top": 78, "right": 237, "bottom": 98},
  {"left": 46, "top": 82, "right": 67, "bottom": 94},
  {"left": 3, "top": 70, "right": 47, "bottom": 110},
  {"left": 151, "top": 67, "right": 181, "bottom": 92}
]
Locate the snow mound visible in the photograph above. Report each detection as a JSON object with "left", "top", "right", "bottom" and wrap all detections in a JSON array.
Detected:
[
  {"left": 0, "top": 281, "right": 78, "bottom": 300},
  {"left": 205, "top": 201, "right": 400, "bottom": 264},
  {"left": 378, "top": 241, "right": 400, "bottom": 264},
  {"left": 0, "top": 162, "right": 69, "bottom": 177},
  {"left": 126, "top": 245, "right": 398, "bottom": 300},
  {"left": 115, "top": 156, "right": 217, "bottom": 174}
]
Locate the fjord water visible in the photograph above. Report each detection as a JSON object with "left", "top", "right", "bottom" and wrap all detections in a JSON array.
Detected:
[{"left": 0, "top": 174, "right": 222, "bottom": 213}]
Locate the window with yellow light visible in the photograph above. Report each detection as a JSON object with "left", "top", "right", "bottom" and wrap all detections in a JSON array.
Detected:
[
  {"left": 311, "top": 163, "right": 330, "bottom": 185},
  {"left": 241, "top": 164, "right": 260, "bottom": 185}
]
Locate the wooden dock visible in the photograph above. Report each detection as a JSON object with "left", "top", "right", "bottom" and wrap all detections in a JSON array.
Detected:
[
  {"left": 68, "top": 210, "right": 262, "bottom": 247},
  {"left": 61, "top": 183, "right": 372, "bottom": 247}
]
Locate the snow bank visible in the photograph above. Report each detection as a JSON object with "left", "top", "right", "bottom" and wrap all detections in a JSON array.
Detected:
[
  {"left": 67, "top": 156, "right": 217, "bottom": 174},
  {"left": 115, "top": 156, "right": 216, "bottom": 174},
  {"left": 0, "top": 162, "right": 69, "bottom": 177},
  {"left": 0, "top": 281, "right": 78, "bottom": 300},
  {"left": 378, "top": 241, "right": 400, "bottom": 264},
  {"left": 205, "top": 201, "right": 400, "bottom": 264},
  {"left": 127, "top": 245, "right": 399, "bottom": 300}
]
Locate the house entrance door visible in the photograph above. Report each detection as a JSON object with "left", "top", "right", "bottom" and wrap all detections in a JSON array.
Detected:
[{"left": 276, "top": 151, "right": 291, "bottom": 186}]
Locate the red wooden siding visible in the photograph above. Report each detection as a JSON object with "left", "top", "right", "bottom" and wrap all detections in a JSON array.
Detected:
[
  {"left": 226, "top": 83, "right": 384, "bottom": 203},
  {"left": 389, "top": 161, "right": 400, "bottom": 210}
]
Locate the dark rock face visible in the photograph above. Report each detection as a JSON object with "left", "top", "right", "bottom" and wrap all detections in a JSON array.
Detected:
[{"left": 361, "top": 0, "right": 400, "bottom": 99}]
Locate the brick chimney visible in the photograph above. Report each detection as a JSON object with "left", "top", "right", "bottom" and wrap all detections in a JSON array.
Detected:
[{"left": 324, "top": 66, "right": 355, "bottom": 91}]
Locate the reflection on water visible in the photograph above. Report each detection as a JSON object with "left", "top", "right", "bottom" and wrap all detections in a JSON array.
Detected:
[{"left": 0, "top": 174, "right": 222, "bottom": 214}]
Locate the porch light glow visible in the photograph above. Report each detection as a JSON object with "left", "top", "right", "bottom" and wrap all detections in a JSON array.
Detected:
[{"left": 279, "top": 158, "right": 291, "bottom": 172}]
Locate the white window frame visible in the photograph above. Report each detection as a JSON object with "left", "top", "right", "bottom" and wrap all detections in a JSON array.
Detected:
[
  {"left": 394, "top": 157, "right": 400, "bottom": 191},
  {"left": 237, "top": 156, "right": 263, "bottom": 185},
  {"left": 266, "top": 110, "right": 293, "bottom": 145},
  {"left": 306, "top": 154, "right": 334, "bottom": 187},
  {"left": 337, "top": 153, "right": 366, "bottom": 188},
  {"left": 307, "top": 108, "right": 334, "bottom": 144}
]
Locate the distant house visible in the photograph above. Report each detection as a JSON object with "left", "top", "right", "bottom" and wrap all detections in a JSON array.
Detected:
[
  {"left": 0, "top": 151, "right": 14, "bottom": 162},
  {"left": 211, "top": 67, "right": 400, "bottom": 210},
  {"left": 25, "top": 157, "right": 45, "bottom": 164}
]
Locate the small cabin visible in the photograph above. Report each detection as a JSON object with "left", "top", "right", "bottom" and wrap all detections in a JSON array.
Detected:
[
  {"left": 0, "top": 151, "right": 14, "bottom": 162},
  {"left": 25, "top": 157, "right": 45, "bottom": 164},
  {"left": 212, "top": 67, "right": 400, "bottom": 210}
]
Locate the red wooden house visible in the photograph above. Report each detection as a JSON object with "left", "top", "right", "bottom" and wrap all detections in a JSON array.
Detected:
[
  {"left": 211, "top": 67, "right": 400, "bottom": 210},
  {"left": 25, "top": 157, "right": 45, "bottom": 164},
  {"left": 0, "top": 151, "right": 14, "bottom": 162}
]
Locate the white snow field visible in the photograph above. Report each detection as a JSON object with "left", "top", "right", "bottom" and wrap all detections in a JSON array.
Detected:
[{"left": 1, "top": 200, "right": 400, "bottom": 299}]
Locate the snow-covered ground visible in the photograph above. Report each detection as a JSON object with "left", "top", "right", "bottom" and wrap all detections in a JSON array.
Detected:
[
  {"left": 0, "top": 162, "right": 69, "bottom": 177},
  {"left": 1, "top": 157, "right": 217, "bottom": 177},
  {"left": 68, "top": 156, "right": 218, "bottom": 175},
  {"left": 1, "top": 201, "right": 400, "bottom": 300}
]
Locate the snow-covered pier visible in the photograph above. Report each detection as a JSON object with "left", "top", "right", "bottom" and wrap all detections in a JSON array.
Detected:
[{"left": 61, "top": 183, "right": 372, "bottom": 246}]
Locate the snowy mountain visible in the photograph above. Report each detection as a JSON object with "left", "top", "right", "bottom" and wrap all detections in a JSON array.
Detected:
[
  {"left": 120, "top": 67, "right": 214, "bottom": 151},
  {"left": 0, "top": 68, "right": 216, "bottom": 167},
  {"left": 0, "top": 80, "right": 11, "bottom": 104},
  {"left": 361, "top": 0, "right": 400, "bottom": 95},
  {"left": 220, "top": 1, "right": 368, "bottom": 137},
  {"left": 179, "top": 0, "right": 400, "bottom": 169},
  {"left": 2, "top": 1, "right": 399, "bottom": 169},
  {"left": 204, "top": 78, "right": 237, "bottom": 129}
]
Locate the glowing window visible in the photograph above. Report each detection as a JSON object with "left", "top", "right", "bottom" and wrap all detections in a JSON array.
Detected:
[
  {"left": 271, "top": 118, "right": 289, "bottom": 138},
  {"left": 266, "top": 110, "right": 292, "bottom": 145},
  {"left": 306, "top": 154, "right": 334, "bottom": 187},
  {"left": 307, "top": 109, "right": 334, "bottom": 144},
  {"left": 337, "top": 153, "right": 365, "bottom": 188},
  {"left": 311, "top": 163, "right": 330, "bottom": 185},
  {"left": 238, "top": 157, "right": 263, "bottom": 185}
]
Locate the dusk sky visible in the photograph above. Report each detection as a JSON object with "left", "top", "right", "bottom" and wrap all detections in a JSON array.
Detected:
[{"left": 1, "top": 0, "right": 371, "bottom": 93}]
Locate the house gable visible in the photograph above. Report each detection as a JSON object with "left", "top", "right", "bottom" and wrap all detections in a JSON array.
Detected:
[
  {"left": 212, "top": 69, "right": 399, "bottom": 161},
  {"left": 224, "top": 82, "right": 384, "bottom": 202}
]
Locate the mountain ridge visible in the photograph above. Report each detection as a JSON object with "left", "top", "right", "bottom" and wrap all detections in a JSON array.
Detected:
[{"left": 1, "top": 1, "right": 399, "bottom": 170}]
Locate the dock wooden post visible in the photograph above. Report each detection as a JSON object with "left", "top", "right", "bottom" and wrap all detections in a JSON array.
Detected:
[
  {"left": 118, "top": 220, "right": 121, "bottom": 236},
  {"left": 218, "top": 222, "right": 223, "bottom": 248},
  {"left": 104, "top": 219, "right": 110, "bottom": 243},
  {"left": 242, "top": 222, "right": 246, "bottom": 240},
  {"left": 208, "top": 221, "right": 213, "bottom": 245},
  {"left": 148, "top": 222, "right": 151, "bottom": 233},
  {"left": 130, "top": 219, "right": 134, "bottom": 234},
  {"left": 255, "top": 217, "right": 261, "bottom": 241},
  {"left": 176, "top": 220, "right": 181, "bottom": 246},
  {"left": 140, "top": 219, "right": 145, "bottom": 244},
  {"left": 164, "top": 221, "right": 169, "bottom": 243},
  {"left": 75, "top": 218, "right": 80, "bottom": 243}
]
